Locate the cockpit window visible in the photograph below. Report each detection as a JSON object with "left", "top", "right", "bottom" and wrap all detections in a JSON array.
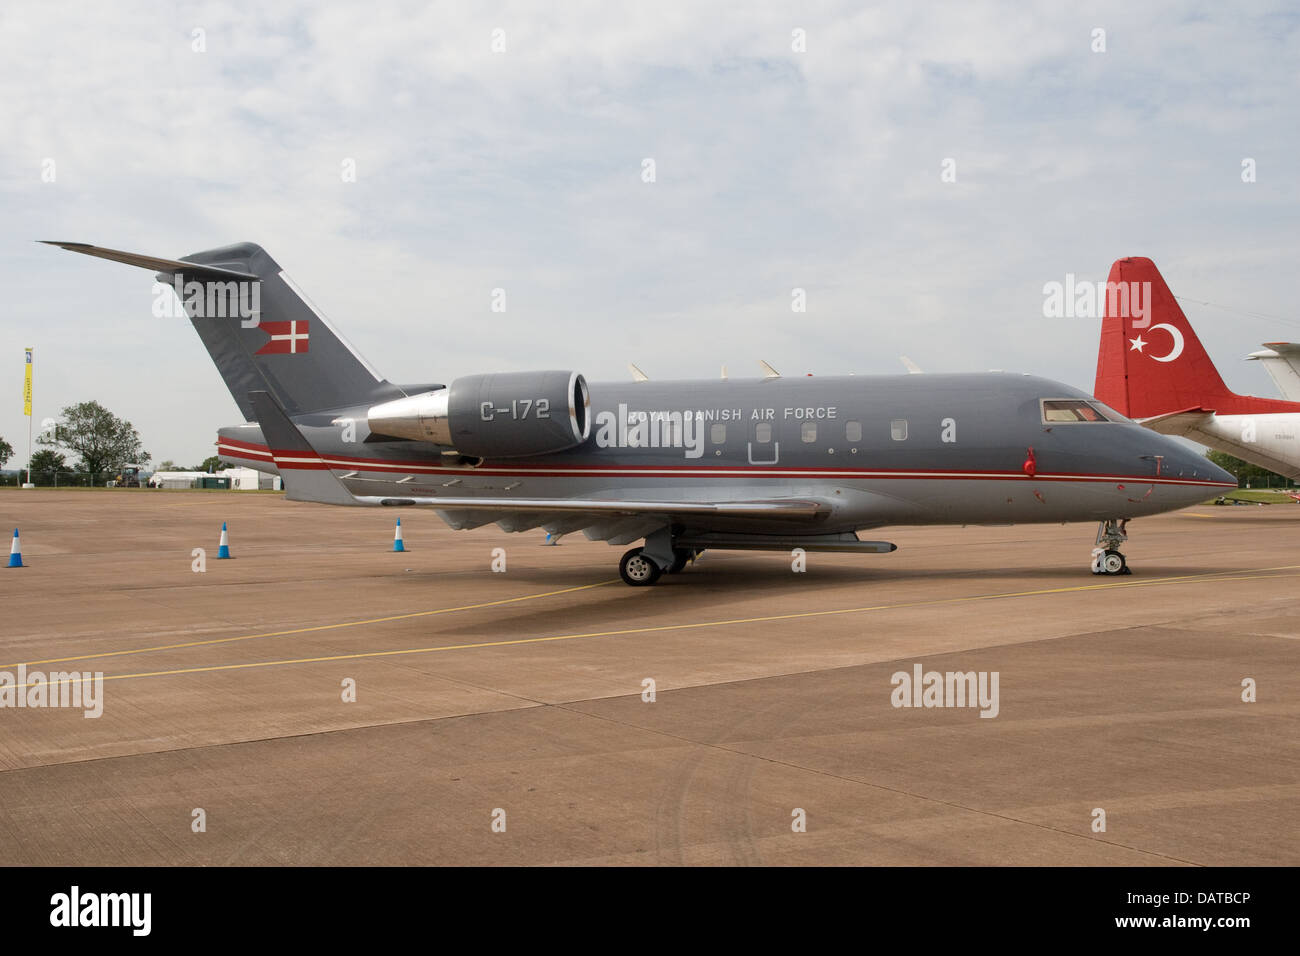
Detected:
[
  {"left": 1041, "top": 399, "right": 1118, "bottom": 423},
  {"left": 1089, "top": 399, "right": 1131, "bottom": 423}
]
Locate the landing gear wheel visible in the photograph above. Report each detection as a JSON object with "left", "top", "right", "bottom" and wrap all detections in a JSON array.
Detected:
[
  {"left": 619, "top": 548, "right": 662, "bottom": 586},
  {"left": 666, "top": 548, "right": 694, "bottom": 574},
  {"left": 1092, "top": 519, "right": 1132, "bottom": 576}
]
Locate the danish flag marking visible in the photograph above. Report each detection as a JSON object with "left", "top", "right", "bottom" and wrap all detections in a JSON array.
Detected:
[{"left": 255, "top": 319, "right": 310, "bottom": 355}]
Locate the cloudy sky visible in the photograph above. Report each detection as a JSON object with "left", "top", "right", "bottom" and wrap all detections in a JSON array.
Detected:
[{"left": 1, "top": 1, "right": 1298, "bottom": 466}]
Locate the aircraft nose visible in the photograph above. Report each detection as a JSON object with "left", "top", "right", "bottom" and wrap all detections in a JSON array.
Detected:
[
  {"left": 1203, "top": 457, "right": 1237, "bottom": 486},
  {"left": 1152, "top": 442, "right": 1236, "bottom": 495}
]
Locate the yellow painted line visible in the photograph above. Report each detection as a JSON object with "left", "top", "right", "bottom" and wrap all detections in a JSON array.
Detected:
[
  {"left": 1, "top": 580, "right": 617, "bottom": 669},
  {"left": 11, "top": 566, "right": 1300, "bottom": 689}
]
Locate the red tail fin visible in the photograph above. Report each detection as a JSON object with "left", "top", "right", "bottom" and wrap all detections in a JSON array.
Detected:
[{"left": 1093, "top": 257, "right": 1299, "bottom": 418}]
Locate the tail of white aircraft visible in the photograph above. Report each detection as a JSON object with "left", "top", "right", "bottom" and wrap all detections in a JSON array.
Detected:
[
  {"left": 1247, "top": 343, "right": 1300, "bottom": 401},
  {"left": 1093, "top": 257, "right": 1300, "bottom": 419}
]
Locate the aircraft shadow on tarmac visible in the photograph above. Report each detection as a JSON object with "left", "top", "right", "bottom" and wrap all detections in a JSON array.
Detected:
[{"left": 389, "top": 557, "right": 1206, "bottom": 594}]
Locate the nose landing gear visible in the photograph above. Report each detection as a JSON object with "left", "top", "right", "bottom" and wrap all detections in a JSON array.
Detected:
[{"left": 1091, "top": 519, "right": 1132, "bottom": 575}]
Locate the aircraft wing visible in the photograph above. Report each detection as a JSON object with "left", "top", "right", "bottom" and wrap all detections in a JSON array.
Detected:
[
  {"left": 412, "top": 494, "right": 832, "bottom": 542},
  {"left": 354, "top": 488, "right": 835, "bottom": 542},
  {"left": 349, "top": 492, "right": 830, "bottom": 518}
]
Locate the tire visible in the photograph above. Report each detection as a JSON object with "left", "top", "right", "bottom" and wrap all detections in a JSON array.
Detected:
[
  {"left": 1102, "top": 550, "right": 1125, "bottom": 574},
  {"left": 619, "top": 548, "right": 662, "bottom": 586}
]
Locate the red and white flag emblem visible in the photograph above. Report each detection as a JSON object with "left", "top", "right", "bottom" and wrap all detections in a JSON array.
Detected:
[{"left": 255, "top": 319, "right": 310, "bottom": 355}]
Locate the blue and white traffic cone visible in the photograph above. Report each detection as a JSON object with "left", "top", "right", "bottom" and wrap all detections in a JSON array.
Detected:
[
  {"left": 393, "top": 517, "right": 405, "bottom": 552},
  {"left": 217, "top": 521, "right": 231, "bottom": 559},
  {"left": 8, "top": 528, "right": 23, "bottom": 568}
]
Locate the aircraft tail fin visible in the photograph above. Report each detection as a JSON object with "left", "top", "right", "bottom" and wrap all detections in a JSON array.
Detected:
[
  {"left": 43, "top": 241, "right": 397, "bottom": 419},
  {"left": 1093, "top": 257, "right": 1300, "bottom": 418},
  {"left": 1093, "top": 257, "right": 1233, "bottom": 419}
]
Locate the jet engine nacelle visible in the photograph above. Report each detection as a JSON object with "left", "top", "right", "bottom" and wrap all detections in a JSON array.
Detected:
[{"left": 367, "top": 370, "right": 591, "bottom": 458}]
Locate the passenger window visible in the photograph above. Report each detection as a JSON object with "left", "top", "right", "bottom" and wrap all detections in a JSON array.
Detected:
[
  {"left": 1042, "top": 399, "right": 1112, "bottom": 423},
  {"left": 845, "top": 421, "right": 862, "bottom": 443},
  {"left": 891, "top": 419, "right": 908, "bottom": 441},
  {"left": 755, "top": 423, "right": 772, "bottom": 443},
  {"left": 711, "top": 423, "right": 726, "bottom": 444},
  {"left": 801, "top": 422, "right": 817, "bottom": 443}
]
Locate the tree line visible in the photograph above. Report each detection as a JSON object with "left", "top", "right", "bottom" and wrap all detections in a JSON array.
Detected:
[
  {"left": 1204, "top": 450, "right": 1296, "bottom": 488},
  {"left": 0, "top": 400, "right": 216, "bottom": 485}
]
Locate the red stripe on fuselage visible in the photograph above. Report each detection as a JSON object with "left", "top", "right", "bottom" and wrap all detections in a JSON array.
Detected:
[{"left": 216, "top": 438, "right": 1234, "bottom": 487}]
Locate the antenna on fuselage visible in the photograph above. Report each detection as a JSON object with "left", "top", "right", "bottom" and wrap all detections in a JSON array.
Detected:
[
  {"left": 720, "top": 365, "right": 728, "bottom": 380},
  {"left": 759, "top": 360, "right": 780, "bottom": 379},
  {"left": 628, "top": 362, "right": 649, "bottom": 382},
  {"left": 900, "top": 356, "right": 923, "bottom": 374}
]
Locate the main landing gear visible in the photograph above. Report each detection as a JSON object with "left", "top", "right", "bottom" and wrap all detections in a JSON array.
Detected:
[
  {"left": 618, "top": 527, "right": 698, "bottom": 586},
  {"left": 1090, "top": 519, "right": 1132, "bottom": 576},
  {"left": 618, "top": 546, "right": 698, "bottom": 586},
  {"left": 619, "top": 547, "right": 661, "bottom": 586}
]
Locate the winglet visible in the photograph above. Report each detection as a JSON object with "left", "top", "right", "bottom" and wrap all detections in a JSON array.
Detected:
[{"left": 248, "top": 391, "right": 361, "bottom": 505}]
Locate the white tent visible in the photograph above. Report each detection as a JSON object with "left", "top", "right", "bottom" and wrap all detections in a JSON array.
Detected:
[{"left": 147, "top": 468, "right": 280, "bottom": 490}]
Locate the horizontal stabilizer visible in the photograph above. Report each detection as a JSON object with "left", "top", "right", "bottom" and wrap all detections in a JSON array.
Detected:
[
  {"left": 1137, "top": 406, "right": 1216, "bottom": 433},
  {"left": 39, "top": 241, "right": 258, "bottom": 281}
]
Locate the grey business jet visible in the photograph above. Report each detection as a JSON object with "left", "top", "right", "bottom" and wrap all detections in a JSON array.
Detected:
[{"left": 45, "top": 241, "right": 1234, "bottom": 585}]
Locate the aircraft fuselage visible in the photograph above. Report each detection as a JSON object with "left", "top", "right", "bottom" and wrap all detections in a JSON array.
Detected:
[{"left": 219, "top": 372, "right": 1231, "bottom": 535}]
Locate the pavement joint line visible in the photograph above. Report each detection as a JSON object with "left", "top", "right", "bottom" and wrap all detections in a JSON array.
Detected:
[
  {"left": 9, "top": 565, "right": 1300, "bottom": 689},
  {"left": 1, "top": 579, "right": 618, "bottom": 669}
]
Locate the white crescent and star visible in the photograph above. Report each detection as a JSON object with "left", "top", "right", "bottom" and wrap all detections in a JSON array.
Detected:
[{"left": 1129, "top": 323, "right": 1184, "bottom": 362}]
